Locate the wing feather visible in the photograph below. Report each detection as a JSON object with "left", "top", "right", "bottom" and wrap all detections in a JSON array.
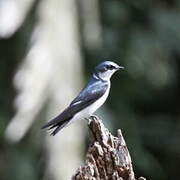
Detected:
[{"left": 41, "top": 78, "right": 108, "bottom": 131}]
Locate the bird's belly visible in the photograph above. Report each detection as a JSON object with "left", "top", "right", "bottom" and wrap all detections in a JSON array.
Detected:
[{"left": 72, "top": 85, "right": 110, "bottom": 122}]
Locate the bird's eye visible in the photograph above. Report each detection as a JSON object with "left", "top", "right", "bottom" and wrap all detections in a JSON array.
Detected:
[
  {"left": 104, "top": 64, "right": 114, "bottom": 71},
  {"left": 110, "top": 65, "right": 114, "bottom": 69},
  {"left": 107, "top": 65, "right": 114, "bottom": 70}
]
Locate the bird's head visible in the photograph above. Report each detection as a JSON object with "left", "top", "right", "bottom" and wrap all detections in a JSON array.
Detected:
[{"left": 94, "top": 61, "right": 124, "bottom": 81}]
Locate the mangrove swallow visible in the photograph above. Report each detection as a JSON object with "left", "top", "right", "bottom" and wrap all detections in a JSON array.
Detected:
[{"left": 42, "top": 61, "right": 124, "bottom": 135}]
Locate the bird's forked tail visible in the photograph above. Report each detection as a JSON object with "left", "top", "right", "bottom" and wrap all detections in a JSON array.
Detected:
[{"left": 41, "top": 117, "right": 71, "bottom": 136}]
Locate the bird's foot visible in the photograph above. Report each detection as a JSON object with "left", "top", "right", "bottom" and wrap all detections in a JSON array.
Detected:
[
  {"left": 85, "top": 117, "right": 92, "bottom": 125},
  {"left": 90, "top": 115, "right": 99, "bottom": 121},
  {"left": 86, "top": 115, "right": 99, "bottom": 125}
]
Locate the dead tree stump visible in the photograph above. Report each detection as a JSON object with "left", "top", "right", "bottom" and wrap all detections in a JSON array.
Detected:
[{"left": 72, "top": 116, "right": 146, "bottom": 180}]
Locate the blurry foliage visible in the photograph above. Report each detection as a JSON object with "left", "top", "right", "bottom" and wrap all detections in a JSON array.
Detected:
[{"left": 1, "top": 0, "right": 180, "bottom": 180}]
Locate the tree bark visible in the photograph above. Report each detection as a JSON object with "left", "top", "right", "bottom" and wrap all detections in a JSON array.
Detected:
[{"left": 72, "top": 116, "right": 146, "bottom": 180}]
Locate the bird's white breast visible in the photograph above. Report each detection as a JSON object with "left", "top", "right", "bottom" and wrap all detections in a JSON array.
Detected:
[{"left": 71, "top": 82, "right": 110, "bottom": 122}]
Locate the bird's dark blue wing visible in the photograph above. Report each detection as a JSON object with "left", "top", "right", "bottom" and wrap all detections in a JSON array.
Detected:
[
  {"left": 41, "top": 78, "right": 108, "bottom": 135},
  {"left": 70, "top": 78, "right": 108, "bottom": 110}
]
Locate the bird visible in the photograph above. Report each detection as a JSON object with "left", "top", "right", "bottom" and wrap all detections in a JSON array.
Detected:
[{"left": 42, "top": 61, "right": 124, "bottom": 136}]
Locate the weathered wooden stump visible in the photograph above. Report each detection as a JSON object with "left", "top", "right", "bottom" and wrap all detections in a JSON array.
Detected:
[{"left": 72, "top": 116, "right": 146, "bottom": 180}]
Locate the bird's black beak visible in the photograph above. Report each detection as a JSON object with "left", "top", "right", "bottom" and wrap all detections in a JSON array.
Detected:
[{"left": 116, "top": 66, "right": 124, "bottom": 70}]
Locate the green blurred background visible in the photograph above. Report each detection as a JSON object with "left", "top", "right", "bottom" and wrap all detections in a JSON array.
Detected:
[{"left": 0, "top": 0, "right": 180, "bottom": 180}]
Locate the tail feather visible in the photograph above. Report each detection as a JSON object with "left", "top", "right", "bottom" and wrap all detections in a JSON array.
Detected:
[
  {"left": 42, "top": 117, "right": 71, "bottom": 135},
  {"left": 50, "top": 120, "right": 69, "bottom": 136},
  {"left": 41, "top": 116, "right": 60, "bottom": 129}
]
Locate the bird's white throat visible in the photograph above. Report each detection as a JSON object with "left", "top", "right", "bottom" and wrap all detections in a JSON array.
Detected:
[{"left": 97, "top": 69, "right": 117, "bottom": 81}]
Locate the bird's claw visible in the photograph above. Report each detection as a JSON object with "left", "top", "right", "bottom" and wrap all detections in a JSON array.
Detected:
[{"left": 90, "top": 115, "right": 99, "bottom": 120}]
